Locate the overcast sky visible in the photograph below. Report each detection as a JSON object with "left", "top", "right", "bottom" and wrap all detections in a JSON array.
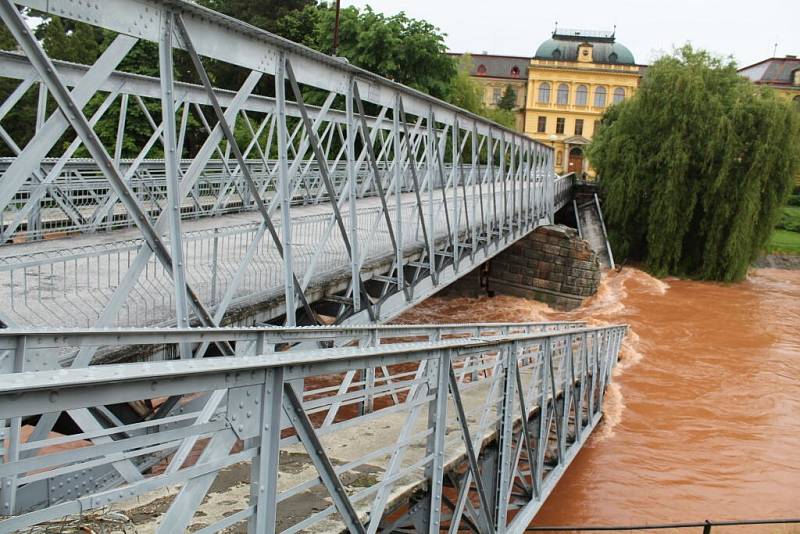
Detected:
[{"left": 340, "top": 0, "right": 799, "bottom": 68}]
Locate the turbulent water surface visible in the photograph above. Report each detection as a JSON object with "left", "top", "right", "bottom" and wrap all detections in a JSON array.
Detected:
[{"left": 398, "top": 267, "right": 800, "bottom": 531}]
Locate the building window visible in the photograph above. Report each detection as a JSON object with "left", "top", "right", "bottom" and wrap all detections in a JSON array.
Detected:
[
  {"left": 538, "top": 82, "right": 551, "bottom": 103},
  {"left": 537, "top": 116, "right": 547, "bottom": 133},
  {"left": 594, "top": 86, "right": 607, "bottom": 107},
  {"left": 477, "top": 64, "right": 487, "bottom": 76},
  {"left": 575, "top": 119, "right": 584, "bottom": 136},
  {"left": 557, "top": 84, "right": 569, "bottom": 105},
  {"left": 613, "top": 87, "right": 625, "bottom": 104},
  {"left": 556, "top": 117, "right": 565, "bottom": 134},
  {"left": 609, "top": 52, "right": 618, "bottom": 63},
  {"left": 511, "top": 66, "right": 520, "bottom": 78},
  {"left": 576, "top": 85, "right": 588, "bottom": 106},
  {"left": 493, "top": 87, "right": 502, "bottom": 104}
]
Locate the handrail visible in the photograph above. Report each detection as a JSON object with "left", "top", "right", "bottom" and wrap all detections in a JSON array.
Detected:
[
  {"left": 593, "top": 192, "right": 616, "bottom": 269},
  {"left": 0, "top": 325, "right": 626, "bottom": 405}
]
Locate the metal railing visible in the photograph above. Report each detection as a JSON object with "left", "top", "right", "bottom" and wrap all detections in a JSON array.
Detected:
[
  {"left": 0, "top": 321, "right": 626, "bottom": 533},
  {"left": 0, "top": 0, "right": 569, "bottom": 333},
  {"left": 0, "top": 184, "right": 551, "bottom": 329}
]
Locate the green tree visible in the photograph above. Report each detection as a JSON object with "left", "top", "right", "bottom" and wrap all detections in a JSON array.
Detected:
[
  {"left": 497, "top": 85, "right": 517, "bottom": 111},
  {"left": 589, "top": 45, "right": 800, "bottom": 281},
  {"left": 199, "top": 0, "right": 315, "bottom": 34},
  {"left": 276, "top": 4, "right": 455, "bottom": 100},
  {"left": 446, "top": 55, "right": 516, "bottom": 129},
  {"left": 0, "top": 21, "right": 15, "bottom": 50},
  {"left": 446, "top": 54, "right": 485, "bottom": 114}
]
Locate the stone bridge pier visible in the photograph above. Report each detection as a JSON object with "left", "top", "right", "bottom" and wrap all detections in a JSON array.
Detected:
[{"left": 445, "top": 225, "right": 602, "bottom": 310}]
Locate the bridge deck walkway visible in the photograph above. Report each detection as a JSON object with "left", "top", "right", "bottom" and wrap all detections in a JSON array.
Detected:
[
  {"left": 0, "top": 182, "right": 541, "bottom": 329},
  {"left": 121, "top": 364, "right": 514, "bottom": 533}
]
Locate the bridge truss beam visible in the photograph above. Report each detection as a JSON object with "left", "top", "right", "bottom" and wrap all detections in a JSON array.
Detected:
[
  {"left": 0, "top": 322, "right": 626, "bottom": 533},
  {"left": 0, "top": 0, "right": 570, "bottom": 335}
]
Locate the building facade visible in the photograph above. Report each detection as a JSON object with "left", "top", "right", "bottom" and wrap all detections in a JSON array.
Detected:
[
  {"left": 738, "top": 55, "right": 800, "bottom": 105},
  {"left": 455, "top": 29, "right": 644, "bottom": 175},
  {"left": 739, "top": 55, "right": 800, "bottom": 184},
  {"left": 455, "top": 53, "right": 530, "bottom": 131}
]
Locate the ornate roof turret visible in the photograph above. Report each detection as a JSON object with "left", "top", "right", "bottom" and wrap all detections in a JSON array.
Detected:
[{"left": 535, "top": 28, "right": 636, "bottom": 65}]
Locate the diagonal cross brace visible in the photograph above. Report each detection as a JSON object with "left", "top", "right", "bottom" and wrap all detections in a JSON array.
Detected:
[
  {"left": 0, "top": 1, "right": 232, "bottom": 484},
  {"left": 284, "top": 59, "right": 378, "bottom": 321},
  {"left": 174, "top": 15, "right": 319, "bottom": 325},
  {"left": 447, "top": 363, "right": 495, "bottom": 533},
  {"left": 282, "top": 382, "right": 367, "bottom": 534},
  {"left": 0, "top": 2, "right": 220, "bottom": 332},
  {"left": 396, "top": 98, "right": 435, "bottom": 283}
]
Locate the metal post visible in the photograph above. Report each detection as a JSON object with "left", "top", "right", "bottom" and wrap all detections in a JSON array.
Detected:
[
  {"left": 346, "top": 77, "right": 361, "bottom": 312},
  {"left": 452, "top": 116, "right": 460, "bottom": 269},
  {"left": 470, "top": 121, "right": 478, "bottom": 256},
  {"left": 249, "top": 367, "right": 283, "bottom": 534},
  {"left": 510, "top": 139, "right": 516, "bottom": 235},
  {"left": 276, "top": 52, "right": 296, "bottom": 326},
  {"left": 211, "top": 227, "right": 219, "bottom": 305},
  {"left": 427, "top": 108, "right": 436, "bottom": 279},
  {"left": 393, "top": 93, "right": 404, "bottom": 290},
  {"left": 495, "top": 345, "right": 516, "bottom": 532},
  {"left": 500, "top": 131, "right": 507, "bottom": 233},
  {"left": 423, "top": 349, "right": 450, "bottom": 531},
  {"left": 114, "top": 93, "right": 129, "bottom": 168},
  {"left": 159, "top": 11, "right": 191, "bottom": 346},
  {"left": 29, "top": 83, "right": 48, "bottom": 240},
  {"left": 0, "top": 335, "right": 24, "bottom": 516}
]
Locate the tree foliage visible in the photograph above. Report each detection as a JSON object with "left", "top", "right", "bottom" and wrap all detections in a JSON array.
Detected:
[
  {"left": 589, "top": 45, "right": 800, "bottom": 281},
  {"left": 199, "top": 0, "right": 315, "bottom": 35},
  {"left": 276, "top": 4, "right": 455, "bottom": 100},
  {"left": 446, "top": 55, "right": 516, "bottom": 129},
  {"left": 0, "top": 2, "right": 519, "bottom": 159},
  {"left": 497, "top": 85, "right": 517, "bottom": 111}
]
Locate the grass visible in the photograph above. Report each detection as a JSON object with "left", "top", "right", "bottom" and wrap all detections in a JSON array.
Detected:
[
  {"left": 781, "top": 205, "right": 800, "bottom": 219},
  {"left": 767, "top": 229, "right": 800, "bottom": 254},
  {"left": 766, "top": 205, "right": 800, "bottom": 255}
]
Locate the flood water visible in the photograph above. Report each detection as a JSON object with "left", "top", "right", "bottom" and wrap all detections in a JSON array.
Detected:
[{"left": 398, "top": 267, "right": 800, "bottom": 530}]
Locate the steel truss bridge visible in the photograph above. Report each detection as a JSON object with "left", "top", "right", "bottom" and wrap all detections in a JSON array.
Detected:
[{"left": 0, "top": 0, "right": 623, "bottom": 532}]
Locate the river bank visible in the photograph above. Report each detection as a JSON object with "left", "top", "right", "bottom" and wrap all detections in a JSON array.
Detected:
[{"left": 754, "top": 252, "right": 800, "bottom": 270}]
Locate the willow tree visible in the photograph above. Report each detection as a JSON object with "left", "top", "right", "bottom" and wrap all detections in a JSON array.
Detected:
[{"left": 589, "top": 46, "right": 800, "bottom": 281}]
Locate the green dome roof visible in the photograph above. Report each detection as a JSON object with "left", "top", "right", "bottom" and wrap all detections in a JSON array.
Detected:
[{"left": 534, "top": 31, "right": 636, "bottom": 65}]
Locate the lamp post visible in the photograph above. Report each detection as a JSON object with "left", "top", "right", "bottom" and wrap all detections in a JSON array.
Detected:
[{"left": 332, "top": 0, "right": 341, "bottom": 56}]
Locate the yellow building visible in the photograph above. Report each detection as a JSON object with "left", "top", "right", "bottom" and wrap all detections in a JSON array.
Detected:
[
  {"left": 455, "top": 29, "right": 644, "bottom": 175},
  {"left": 525, "top": 29, "right": 643, "bottom": 175}
]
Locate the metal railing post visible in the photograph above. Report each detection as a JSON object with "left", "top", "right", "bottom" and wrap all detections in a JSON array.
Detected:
[
  {"left": 0, "top": 335, "right": 24, "bottom": 516},
  {"left": 249, "top": 366, "right": 284, "bottom": 534},
  {"left": 422, "top": 348, "right": 450, "bottom": 531},
  {"left": 276, "top": 52, "right": 296, "bottom": 326},
  {"left": 347, "top": 76, "right": 361, "bottom": 312},
  {"left": 159, "top": 10, "right": 190, "bottom": 357},
  {"left": 211, "top": 226, "right": 219, "bottom": 305}
]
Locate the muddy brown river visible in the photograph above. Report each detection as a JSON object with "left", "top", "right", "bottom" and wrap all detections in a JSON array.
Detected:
[{"left": 398, "top": 267, "right": 800, "bottom": 531}]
